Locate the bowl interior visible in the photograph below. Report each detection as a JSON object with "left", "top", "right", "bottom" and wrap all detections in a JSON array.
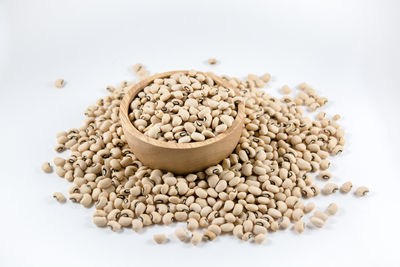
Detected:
[{"left": 119, "top": 70, "right": 245, "bottom": 150}]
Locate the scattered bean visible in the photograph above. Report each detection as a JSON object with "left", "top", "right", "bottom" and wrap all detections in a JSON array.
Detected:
[
  {"left": 326, "top": 203, "right": 338, "bottom": 215},
  {"left": 153, "top": 234, "right": 167, "bottom": 244},
  {"left": 54, "top": 78, "right": 65, "bottom": 88},
  {"left": 340, "top": 182, "right": 353, "bottom": 193},
  {"left": 310, "top": 217, "right": 325, "bottom": 228},
  {"left": 41, "top": 162, "right": 52, "bottom": 173},
  {"left": 355, "top": 186, "right": 369, "bottom": 197},
  {"left": 52, "top": 192, "right": 66, "bottom": 203}
]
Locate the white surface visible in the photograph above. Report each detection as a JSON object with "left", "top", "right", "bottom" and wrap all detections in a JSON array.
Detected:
[{"left": 1, "top": 0, "right": 399, "bottom": 266}]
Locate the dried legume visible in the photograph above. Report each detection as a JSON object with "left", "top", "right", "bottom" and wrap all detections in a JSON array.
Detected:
[{"left": 44, "top": 65, "right": 367, "bottom": 246}]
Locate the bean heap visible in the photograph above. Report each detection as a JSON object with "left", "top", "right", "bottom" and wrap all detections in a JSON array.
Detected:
[
  {"left": 45, "top": 66, "right": 369, "bottom": 245},
  {"left": 129, "top": 72, "right": 239, "bottom": 143}
]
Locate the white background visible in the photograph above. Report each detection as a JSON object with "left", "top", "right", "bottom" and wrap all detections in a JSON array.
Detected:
[{"left": 1, "top": 0, "right": 399, "bottom": 266}]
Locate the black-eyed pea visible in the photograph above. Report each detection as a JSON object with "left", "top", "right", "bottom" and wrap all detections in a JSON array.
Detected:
[
  {"left": 69, "top": 193, "right": 83, "bottom": 203},
  {"left": 220, "top": 223, "right": 234, "bottom": 233},
  {"left": 326, "top": 203, "right": 338, "bottom": 215},
  {"left": 107, "top": 209, "right": 121, "bottom": 221},
  {"left": 55, "top": 166, "right": 66, "bottom": 178},
  {"left": 107, "top": 221, "right": 121, "bottom": 232},
  {"left": 53, "top": 157, "right": 66, "bottom": 167},
  {"left": 254, "top": 233, "right": 266, "bottom": 244},
  {"left": 162, "top": 213, "right": 174, "bottom": 225},
  {"left": 232, "top": 225, "right": 244, "bottom": 239},
  {"left": 151, "top": 212, "right": 162, "bottom": 224},
  {"left": 224, "top": 213, "right": 236, "bottom": 223},
  {"left": 317, "top": 171, "right": 332, "bottom": 180},
  {"left": 174, "top": 227, "right": 188, "bottom": 241},
  {"left": 322, "top": 183, "right": 339, "bottom": 195},
  {"left": 191, "top": 231, "right": 202, "bottom": 246},
  {"left": 243, "top": 220, "right": 253, "bottom": 233},
  {"left": 253, "top": 224, "right": 267, "bottom": 235},
  {"left": 187, "top": 218, "right": 199, "bottom": 231},
  {"left": 279, "top": 216, "right": 291, "bottom": 230},
  {"left": 93, "top": 216, "right": 108, "bottom": 227},
  {"left": 267, "top": 208, "right": 282, "bottom": 219},
  {"left": 80, "top": 193, "right": 92, "bottom": 208},
  {"left": 270, "top": 221, "right": 279, "bottom": 232},
  {"left": 313, "top": 211, "right": 329, "bottom": 222},
  {"left": 98, "top": 178, "right": 112, "bottom": 189},
  {"left": 355, "top": 186, "right": 369, "bottom": 197},
  {"left": 118, "top": 216, "right": 133, "bottom": 227},
  {"left": 203, "top": 230, "right": 217, "bottom": 241},
  {"left": 319, "top": 159, "right": 330, "bottom": 170},
  {"left": 132, "top": 219, "right": 143, "bottom": 232},
  {"left": 54, "top": 78, "right": 65, "bottom": 88},
  {"left": 52, "top": 192, "right": 66, "bottom": 203},
  {"left": 294, "top": 220, "right": 305, "bottom": 234},
  {"left": 304, "top": 202, "right": 315, "bottom": 213},
  {"left": 140, "top": 214, "right": 152, "bottom": 226},
  {"left": 241, "top": 232, "right": 253, "bottom": 242},
  {"left": 153, "top": 234, "right": 167, "bottom": 244},
  {"left": 292, "top": 208, "right": 304, "bottom": 221},
  {"left": 340, "top": 181, "right": 352, "bottom": 193},
  {"left": 175, "top": 211, "right": 188, "bottom": 222},
  {"left": 310, "top": 216, "right": 325, "bottom": 228},
  {"left": 207, "top": 224, "right": 221, "bottom": 236}
]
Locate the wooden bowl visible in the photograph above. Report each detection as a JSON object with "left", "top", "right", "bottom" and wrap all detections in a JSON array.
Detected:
[{"left": 120, "top": 70, "right": 245, "bottom": 174}]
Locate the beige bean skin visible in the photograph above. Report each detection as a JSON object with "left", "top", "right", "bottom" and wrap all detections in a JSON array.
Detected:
[
  {"left": 93, "top": 216, "right": 107, "bottom": 227},
  {"left": 69, "top": 193, "right": 82, "bottom": 203},
  {"left": 281, "top": 85, "right": 291, "bottom": 95},
  {"left": 294, "top": 220, "right": 305, "bottom": 234},
  {"left": 313, "top": 211, "right": 329, "bottom": 222},
  {"left": 52, "top": 192, "right": 66, "bottom": 203},
  {"left": 107, "top": 221, "right": 122, "bottom": 232},
  {"left": 119, "top": 216, "right": 133, "bottom": 227},
  {"left": 208, "top": 225, "right": 222, "bottom": 236},
  {"left": 340, "top": 182, "right": 353, "bottom": 193},
  {"left": 304, "top": 202, "right": 315, "bottom": 214},
  {"left": 322, "top": 183, "right": 339, "bottom": 195},
  {"left": 279, "top": 216, "right": 291, "bottom": 230},
  {"left": 54, "top": 78, "right": 65, "bottom": 88},
  {"left": 132, "top": 63, "right": 143, "bottom": 73},
  {"left": 220, "top": 223, "right": 234, "bottom": 233},
  {"left": 203, "top": 230, "right": 217, "bottom": 241},
  {"left": 292, "top": 209, "right": 304, "bottom": 221},
  {"left": 326, "top": 203, "right": 338, "bottom": 215},
  {"left": 132, "top": 219, "right": 143, "bottom": 232},
  {"left": 80, "top": 193, "right": 92, "bottom": 208},
  {"left": 207, "top": 58, "right": 217, "bottom": 65},
  {"left": 233, "top": 225, "right": 244, "bottom": 239},
  {"left": 53, "top": 157, "right": 65, "bottom": 167},
  {"left": 191, "top": 132, "right": 205, "bottom": 141},
  {"left": 191, "top": 231, "right": 202, "bottom": 246},
  {"left": 310, "top": 217, "right": 325, "bottom": 228},
  {"left": 254, "top": 233, "right": 266, "bottom": 244},
  {"left": 355, "top": 186, "right": 369, "bottom": 197},
  {"left": 187, "top": 218, "right": 199, "bottom": 231},
  {"left": 174, "top": 227, "right": 188, "bottom": 241},
  {"left": 153, "top": 234, "right": 167, "bottom": 244},
  {"left": 268, "top": 208, "right": 282, "bottom": 218},
  {"left": 41, "top": 162, "right": 52, "bottom": 173},
  {"left": 99, "top": 178, "right": 113, "bottom": 189}
]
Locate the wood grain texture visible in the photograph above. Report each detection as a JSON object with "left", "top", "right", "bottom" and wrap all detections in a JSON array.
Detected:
[{"left": 120, "top": 70, "right": 245, "bottom": 174}]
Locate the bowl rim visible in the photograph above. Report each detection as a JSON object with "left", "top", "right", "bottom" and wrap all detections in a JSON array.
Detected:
[{"left": 119, "top": 70, "right": 245, "bottom": 150}]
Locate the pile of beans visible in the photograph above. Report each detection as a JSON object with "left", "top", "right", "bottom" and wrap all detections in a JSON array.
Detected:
[
  {"left": 43, "top": 65, "right": 369, "bottom": 245},
  {"left": 129, "top": 72, "right": 239, "bottom": 142}
]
